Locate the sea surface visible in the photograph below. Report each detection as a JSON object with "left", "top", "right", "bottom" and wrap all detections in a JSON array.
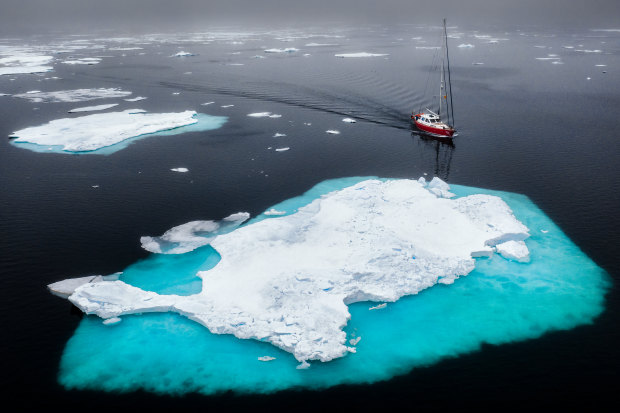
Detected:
[{"left": 1, "top": 24, "right": 619, "bottom": 410}]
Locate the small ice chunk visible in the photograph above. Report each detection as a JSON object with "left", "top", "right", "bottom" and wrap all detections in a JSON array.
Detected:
[
  {"left": 275, "top": 147, "right": 289, "bottom": 152},
  {"left": 221, "top": 105, "right": 234, "bottom": 108},
  {"left": 201, "top": 102, "right": 215, "bottom": 105},
  {"left": 269, "top": 114, "right": 282, "bottom": 118},
  {"left": 342, "top": 118, "right": 356, "bottom": 123},
  {"left": 68, "top": 103, "right": 119, "bottom": 113},
  {"left": 541, "top": 229, "right": 549, "bottom": 233},
  {"left": 91, "top": 185, "right": 99, "bottom": 188},
  {"left": 170, "top": 167, "right": 189, "bottom": 173},
  {"left": 296, "top": 361, "right": 310, "bottom": 369},
  {"left": 258, "top": 356, "right": 276, "bottom": 362},
  {"left": 326, "top": 130, "right": 340, "bottom": 134},
  {"left": 427, "top": 177, "right": 455, "bottom": 198},
  {"left": 172, "top": 92, "right": 180, "bottom": 95},
  {"left": 124, "top": 96, "right": 147, "bottom": 102},
  {"left": 273, "top": 133, "right": 286, "bottom": 137},
  {"left": 62, "top": 57, "right": 101, "bottom": 65},
  {"left": 248, "top": 112, "right": 272, "bottom": 117},
  {"left": 103, "top": 317, "right": 122, "bottom": 325},
  {"left": 264, "top": 209, "right": 286, "bottom": 216},
  {"left": 495, "top": 240, "right": 530, "bottom": 262},
  {"left": 458, "top": 44, "right": 475, "bottom": 48},
  {"left": 264, "top": 48, "right": 299, "bottom": 53},
  {"left": 349, "top": 337, "right": 362, "bottom": 345},
  {"left": 369, "top": 303, "right": 387, "bottom": 310}
]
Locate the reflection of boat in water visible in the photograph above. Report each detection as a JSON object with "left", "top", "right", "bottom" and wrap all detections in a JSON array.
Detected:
[
  {"left": 412, "top": 130, "right": 455, "bottom": 181},
  {"left": 412, "top": 18, "right": 456, "bottom": 138}
]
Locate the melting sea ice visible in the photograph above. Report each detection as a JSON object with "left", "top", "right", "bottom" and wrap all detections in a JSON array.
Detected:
[{"left": 57, "top": 177, "right": 609, "bottom": 395}]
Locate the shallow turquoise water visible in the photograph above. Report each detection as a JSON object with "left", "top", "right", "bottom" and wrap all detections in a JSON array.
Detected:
[
  {"left": 58, "top": 177, "right": 610, "bottom": 395},
  {"left": 10, "top": 113, "right": 227, "bottom": 155}
]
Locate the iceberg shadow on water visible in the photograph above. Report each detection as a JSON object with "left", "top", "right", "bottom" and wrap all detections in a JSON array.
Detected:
[{"left": 58, "top": 177, "right": 609, "bottom": 396}]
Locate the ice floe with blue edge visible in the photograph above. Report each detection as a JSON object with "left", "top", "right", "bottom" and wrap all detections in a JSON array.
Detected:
[
  {"left": 9, "top": 109, "right": 227, "bottom": 154},
  {"left": 52, "top": 176, "right": 609, "bottom": 395}
]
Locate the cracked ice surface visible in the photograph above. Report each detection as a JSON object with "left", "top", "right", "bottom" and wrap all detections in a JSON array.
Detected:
[{"left": 66, "top": 178, "right": 529, "bottom": 363}]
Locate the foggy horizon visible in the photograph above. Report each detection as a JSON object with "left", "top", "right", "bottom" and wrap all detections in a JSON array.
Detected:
[{"left": 2, "top": 0, "right": 619, "bottom": 35}]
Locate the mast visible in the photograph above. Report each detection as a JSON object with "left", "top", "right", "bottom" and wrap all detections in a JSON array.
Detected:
[{"left": 444, "top": 18, "right": 455, "bottom": 128}]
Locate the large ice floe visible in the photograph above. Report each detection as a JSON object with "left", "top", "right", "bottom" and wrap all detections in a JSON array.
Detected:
[
  {"left": 13, "top": 88, "right": 132, "bottom": 103},
  {"left": 0, "top": 53, "right": 54, "bottom": 75},
  {"left": 53, "top": 176, "right": 608, "bottom": 395},
  {"left": 9, "top": 109, "right": 227, "bottom": 154}
]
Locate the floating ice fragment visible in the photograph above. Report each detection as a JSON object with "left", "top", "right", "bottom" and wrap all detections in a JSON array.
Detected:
[
  {"left": 335, "top": 52, "right": 388, "bottom": 58},
  {"left": 248, "top": 112, "right": 272, "bottom": 117},
  {"left": 170, "top": 168, "right": 189, "bottom": 173},
  {"left": 124, "top": 96, "right": 147, "bottom": 102},
  {"left": 349, "top": 337, "right": 362, "bottom": 345},
  {"left": 103, "top": 317, "right": 122, "bottom": 325},
  {"left": 326, "top": 130, "right": 340, "bottom": 134},
  {"left": 173, "top": 51, "right": 195, "bottom": 57},
  {"left": 91, "top": 185, "right": 99, "bottom": 188},
  {"left": 296, "top": 361, "right": 310, "bottom": 370},
  {"left": 576, "top": 49, "right": 602, "bottom": 53},
  {"left": 62, "top": 57, "right": 101, "bottom": 65},
  {"left": 305, "top": 43, "right": 338, "bottom": 47},
  {"left": 264, "top": 48, "right": 299, "bottom": 53},
  {"left": 495, "top": 240, "right": 530, "bottom": 262},
  {"left": 273, "top": 133, "right": 286, "bottom": 137},
  {"left": 342, "top": 118, "right": 356, "bottom": 123},
  {"left": 258, "top": 356, "right": 276, "bottom": 362},
  {"left": 221, "top": 105, "right": 234, "bottom": 108},
  {"left": 201, "top": 102, "right": 215, "bottom": 105},
  {"left": 172, "top": 92, "right": 180, "bottom": 95},
  {"left": 458, "top": 44, "right": 475, "bottom": 48},
  {"left": 140, "top": 212, "right": 250, "bottom": 254},
  {"left": 541, "top": 229, "right": 549, "bottom": 233},
  {"left": 68, "top": 103, "right": 119, "bottom": 113},
  {"left": 269, "top": 114, "right": 282, "bottom": 118},
  {"left": 14, "top": 88, "right": 131, "bottom": 103},
  {"left": 275, "top": 147, "right": 290, "bottom": 152},
  {"left": 369, "top": 303, "right": 387, "bottom": 311},
  {"left": 47, "top": 273, "right": 121, "bottom": 299},
  {"left": 0, "top": 54, "right": 54, "bottom": 75}
]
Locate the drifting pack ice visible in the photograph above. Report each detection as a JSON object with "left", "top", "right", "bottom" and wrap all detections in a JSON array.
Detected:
[{"left": 54, "top": 178, "right": 530, "bottom": 363}]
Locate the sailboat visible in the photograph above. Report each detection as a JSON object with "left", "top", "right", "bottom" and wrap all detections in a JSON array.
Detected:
[{"left": 412, "top": 19, "right": 456, "bottom": 138}]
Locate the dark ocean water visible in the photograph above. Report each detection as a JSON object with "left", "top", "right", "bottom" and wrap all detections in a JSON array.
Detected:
[{"left": 1, "top": 24, "right": 619, "bottom": 410}]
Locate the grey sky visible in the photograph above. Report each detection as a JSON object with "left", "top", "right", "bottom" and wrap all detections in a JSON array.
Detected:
[{"left": 1, "top": 0, "right": 619, "bottom": 35}]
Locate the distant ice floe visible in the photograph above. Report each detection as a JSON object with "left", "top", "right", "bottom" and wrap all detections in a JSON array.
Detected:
[
  {"left": 258, "top": 356, "right": 276, "bottom": 362},
  {"left": 221, "top": 104, "right": 234, "bottom": 108},
  {"left": 61, "top": 57, "right": 101, "bottom": 65},
  {"left": 14, "top": 88, "right": 132, "bottom": 103},
  {"left": 264, "top": 48, "right": 299, "bottom": 53},
  {"left": 326, "top": 130, "right": 340, "bottom": 134},
  {"left": 201, "top": 102, "right": 215, "bottom": 105},
  {"left": 335, "top": 52, "right": 388, "bottom": 58},
  {"left": 173, "top": 51, "right": 196, "bottom": 57},
  {"left": 275, "top": 147, "right": 290, "bottom": 152},
  {"left": 0, "top": 53, "right": 54, "bottom": 76},
  {"left": 575, "top": 49, "right": 602, "bottom": 53},
  {"left": 305, "top": 43, "right": 338, "bottom": 47},
  {"left": 273, "top": 133, "right": 286, "bottom": 137},
  {"left": 140, "top": 212, "right": 250, "bottom": 254},
  {"left": 369, "top": 303, "right": 387, "bottom": 311},
  {"left": 108, "top": 47, "right": 143, "bottom": 51},
  {"left": 416, "top": 46, "right": 440, "bottom": 50},
  {"left": 342, "top": 118, "right": 356, "bottom": 123},
  {"left": 124, "top": 96, "right": 147, "bottom": 102},
  {"left": 60, "top": 178, "right": 531, "bottom": 363},
  {"left": 170, "top": 167, "right": 189, "bottom": 173},
  {"left": 9, "top": 109, "right": 201, "bottom": 152},
  {"left": 458, "top": 44, "right": 475, "bottom": 48},
  {"left": 247, "top": 112, "right": 282, "bottom": 118},
  {"left": 68, "top": 103, "right": 119, "bottom": 113}
]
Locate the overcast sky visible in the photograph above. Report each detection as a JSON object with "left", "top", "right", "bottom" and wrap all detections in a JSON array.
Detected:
[{"left": 1, "top": 0, "right": 619, "bottom": 35}]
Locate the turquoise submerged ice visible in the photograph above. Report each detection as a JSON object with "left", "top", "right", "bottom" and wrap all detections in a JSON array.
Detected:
[
  {"left": 9, "top": 110, "right": 227, "bottom": 155},
  {"left": 57, "top": 177, "right": 609, "bottom": 395}
]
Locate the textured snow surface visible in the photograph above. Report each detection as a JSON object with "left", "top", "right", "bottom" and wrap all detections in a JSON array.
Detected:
[
  {"left": 140, "top": 212, "right": 250, "bottom": 254},
  {"left": 65, "top": 178, "right": 530, "bottom": 363},
  {"left": 13, "top": 88, "right": 132, "bottom": 103},
  {"left": 9, "top": 109, "right": 199, "bottom": 152},
  {"left": 0, "top": 53, "right": 53, "bottom": 75}
]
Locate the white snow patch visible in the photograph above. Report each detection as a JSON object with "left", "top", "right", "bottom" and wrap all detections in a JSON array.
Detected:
[
  {"left": 10, "top": 109, "right": 199, "bottom": 152},
  {"left": 62, "top": 178, "right": 530, "bottom": 363}
]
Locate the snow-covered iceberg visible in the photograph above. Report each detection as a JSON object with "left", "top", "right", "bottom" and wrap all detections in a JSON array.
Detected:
[
  {"left": 62, "top": 179, "right": 531, "bottom": 363},
  {"left": 54, "top": 177, "right": 609, "bottom": 395},
  {"left": 13, "top": 88, "right": 132, "bottom": 103},
  {"left": 9, "top": 109, "right": 227, "bottom": 154}
]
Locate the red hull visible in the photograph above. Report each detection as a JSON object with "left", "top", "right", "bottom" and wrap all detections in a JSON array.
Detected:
[{"left": 411, "top": 115, "right": 455, "bottom": 138}]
